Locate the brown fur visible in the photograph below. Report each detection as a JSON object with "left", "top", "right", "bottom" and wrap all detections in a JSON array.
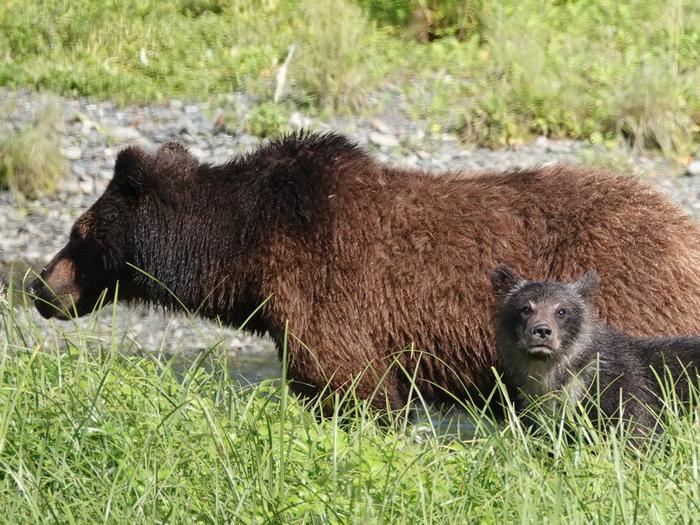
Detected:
[{"left": 29, "top": 132, "right": 700, "bottom": 412}]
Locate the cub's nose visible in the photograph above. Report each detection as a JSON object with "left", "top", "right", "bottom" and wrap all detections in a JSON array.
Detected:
[{"left": 531, "top": 324, "right": 552, "bottom": 340}]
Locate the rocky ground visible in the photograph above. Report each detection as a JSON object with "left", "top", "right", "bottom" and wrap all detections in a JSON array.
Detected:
[{"left": 2, "top": 87, "right": 700, "bottom": 380}]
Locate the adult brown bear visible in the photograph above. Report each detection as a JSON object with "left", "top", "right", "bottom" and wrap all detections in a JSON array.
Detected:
[{"left": 29, "top": 132, "right": 700, "bottom": 411}]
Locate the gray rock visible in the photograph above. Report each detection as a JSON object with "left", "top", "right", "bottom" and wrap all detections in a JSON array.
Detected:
[
  {"left": 289, "top": 112, "right": 312, "bottom": 130},
  {"left": 371, "top": 118, "right": 392, "bottom": 135},
  {"left": 58, "top": 177, "right": 81, "bottom": 194},
  {"left": 440, "top": 133, "right": 458, "bottom": 143},
  {"left": 79, "top": 178, "right": 95, "bottom": 195},
  {"left": 93, "top": 179, "right": 107, "bottom": 194},
  {"left": 686, "top": 160, "right": 700, "bottom": 177},
  {"left": 62, "top": 146, "right": 82, "bottom": 160},
  {"left": 237, "top": 134, "right": 259, "bottom": 147},
  {"left": 369, "top": 132, "right": 399, "bottom": 148},
  {"left": 189, "top": 146, "right": 208, "bottom": 160},
  {"left": 546, "top": 140, "right": 575, "bottom": 153},
  {"left": 110, "top": 126, "right": 141, "bottom": 142}
]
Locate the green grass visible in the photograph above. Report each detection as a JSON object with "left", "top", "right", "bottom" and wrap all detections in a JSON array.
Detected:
[
  {"left": 1, "top": 0, "right": 699, "bottom": 157},
  {"left": 0, "top": 100, "right": 68, "bottom": 198},
  {"left": 3, "top": 281, "right": 700, "bottom": 523}
]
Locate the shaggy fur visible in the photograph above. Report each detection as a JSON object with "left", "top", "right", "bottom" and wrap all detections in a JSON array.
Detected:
[
  {"left": 29, "top": 131, "right": 700, "bottom": 411},
  {"left": 492, "top": 265, "right": 700, "bottom": 433}
]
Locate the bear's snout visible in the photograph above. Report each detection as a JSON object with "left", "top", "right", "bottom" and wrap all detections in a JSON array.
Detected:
[
  {"left": 27, "top": 278, "right": 58, "bottom": 319},
  {"left": 28, "top": 257, "right": 82, "bottom": 320}
]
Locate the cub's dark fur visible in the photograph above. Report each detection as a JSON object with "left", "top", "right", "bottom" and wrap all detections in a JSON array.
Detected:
[{"left": 492, "top": 265, "right": 700, "bottom": 433}]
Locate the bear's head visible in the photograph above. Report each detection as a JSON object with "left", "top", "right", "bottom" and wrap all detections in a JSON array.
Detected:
[
  {"left": 491, "top": 264, "right": 599, "bottom": 363},
  {"left": 28, "top": 142, "right": 198, "bottom": 319}
]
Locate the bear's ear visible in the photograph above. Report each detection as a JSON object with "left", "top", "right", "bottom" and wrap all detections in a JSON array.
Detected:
[
  {"left": 154, "top": 142, "right": 199, "bottom": 175},
  {"left": 158, "top": 141, "right": 196, "bottom": 160},
  {"left": 491, "top": 264, "right": 523, "bottom": 302},
  {"left": 574, "top": 269, "right": 599, "bottom": 305},
  {"left": 113, "top": 146, "right": 150, "bottom": 196}
]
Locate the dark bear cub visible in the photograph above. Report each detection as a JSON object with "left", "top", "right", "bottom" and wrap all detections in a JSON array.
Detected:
[{"left": 491, "top": 264, "right": 700, "bottom": 435}]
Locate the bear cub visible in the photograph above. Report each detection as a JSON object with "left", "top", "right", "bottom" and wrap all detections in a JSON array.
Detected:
[{"left": 491, "top": 264, "right": 700, "bottom": 435}]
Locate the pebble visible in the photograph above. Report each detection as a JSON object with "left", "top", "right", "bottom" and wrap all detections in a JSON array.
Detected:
[
  {"left": 110, "top": 126, "right": 141, "bottom": 141},
  {"left": 535, "top": 135, "right": 548, "bottom": 148},
  {"left": 404, "top": 153, "right": 418, "bottom": 166},
  {"left": 62, "top": 146, "right": 82, "bottom": 160},
  {"left": 289, "top": 112, "right": 312, "bottom": 130},
  {"left": 95, "top": 178, "right": 108, "bottom": 194},
  {"left": 238, "top": 134, "right": 259, "bottom": 147},
  {"left": 79, "top": 178, "right": 94, "bottom": 195},
  {"left": 189, "top": 146, "right": 208, "bottom": 160},
  {"left": 369, "top": 132, "right": 400, "bottom": 148},
  {"left": 371, "top": 118, "right": 392, "bottom": 134},
  {"left": 58, "top": 177, "right": 81, "bottom": 194},
  {"left": 686, "top": 159, "right": 700, "bottom": 177}
]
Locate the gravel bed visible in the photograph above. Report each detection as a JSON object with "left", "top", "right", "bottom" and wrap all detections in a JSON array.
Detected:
[{"left": 2, "top": 87, "right": 700, "bottom": 369}]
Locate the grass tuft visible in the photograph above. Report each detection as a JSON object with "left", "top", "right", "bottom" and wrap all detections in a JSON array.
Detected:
[
  {"left": 0, "top": 100, "right": 67, "bottom": 199},
  {"left": 294, "top": 0, "right": 372, "bottom": 112},
  {"left": 245, "top": 101, "right": 291, "bottom": 138}
]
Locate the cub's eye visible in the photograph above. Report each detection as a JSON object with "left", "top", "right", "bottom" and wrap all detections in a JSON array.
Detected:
[
  {"left": 557, "top": 307, "right": 567, "bottom": 318},
  {"left": 520, "top": 305, "right": 532, "bottom": 315}
]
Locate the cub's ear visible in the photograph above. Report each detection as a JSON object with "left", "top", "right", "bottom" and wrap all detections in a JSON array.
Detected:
[
  {"left": 574, "top": 269, "right": 599, "bottom": 305},
  {"left": 113, "top": 146, "right": 150, "bottom": 196},
  {"left": 491, "top": 264, "right": 523, "bottom": 302}
]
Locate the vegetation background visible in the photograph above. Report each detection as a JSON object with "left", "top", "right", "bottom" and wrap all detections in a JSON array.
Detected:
[
  {"left": 1, "top": 1, "right": 700, "bottom": 523},
  {"left": 2, "top": 0, "right": 700, "bottom": 155}
]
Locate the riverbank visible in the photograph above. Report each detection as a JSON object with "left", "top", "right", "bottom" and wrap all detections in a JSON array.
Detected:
[{"left": 3, "top": 88, "right": 700, "bottom": 364}]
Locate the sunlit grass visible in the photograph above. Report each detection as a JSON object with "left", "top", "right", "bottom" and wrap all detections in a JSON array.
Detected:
[
  {"left": 1, "top": 0, "right": 699, "bottom": 156},
  {"left": 0, "top": 99, "right": 68, "bottom": 198},
  {"left": 2, "top": 278, "right": 700, "bottom": 523}
]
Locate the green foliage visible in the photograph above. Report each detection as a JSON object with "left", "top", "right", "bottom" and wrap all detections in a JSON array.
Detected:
[
  {"left": 293, "top": 0, "right": 372, "bottom": 112},
  {"left": 0, "top": 101, "right": 67, "bottom": 198},
  {"left": 400, "top": 0, "right": 700, "bottom": 157},
  {"left": 1, "top": 0, "right": 699, "bottom": 156},
  {"left": 245, "top": 101, "right": 291, "bottom": 138},
  {"left": 577, "top": 147, "right": 636, "bottom": 176},
  {"left": 2, "top": 281, "right": 700, "bottom": 523},
  {"left": 358, "top": 0, "right": 485, "bottom": 40}
]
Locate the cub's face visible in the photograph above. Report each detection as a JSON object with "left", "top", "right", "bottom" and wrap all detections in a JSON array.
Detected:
[
  {"left": 28, "top": 142, "right": 198, "bottom": 319},
  {"left": 491, "top": 265, "right": 599, "bottom": 363}
]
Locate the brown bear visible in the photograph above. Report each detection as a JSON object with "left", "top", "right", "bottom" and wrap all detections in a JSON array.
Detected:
[
  {"left": 491, "top": 265, "right": 700, "bottom": 435},
  {"left": 28, "top": 131, "right": 700, "bottom": 412}
]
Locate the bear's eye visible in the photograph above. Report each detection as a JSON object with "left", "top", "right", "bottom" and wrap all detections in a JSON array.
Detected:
[
  {"left": 520, "top": 305, "right": 532, "bottom": 315},
  {"left": 557, "top": 307, "right": 567, "bottom": 318}
]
